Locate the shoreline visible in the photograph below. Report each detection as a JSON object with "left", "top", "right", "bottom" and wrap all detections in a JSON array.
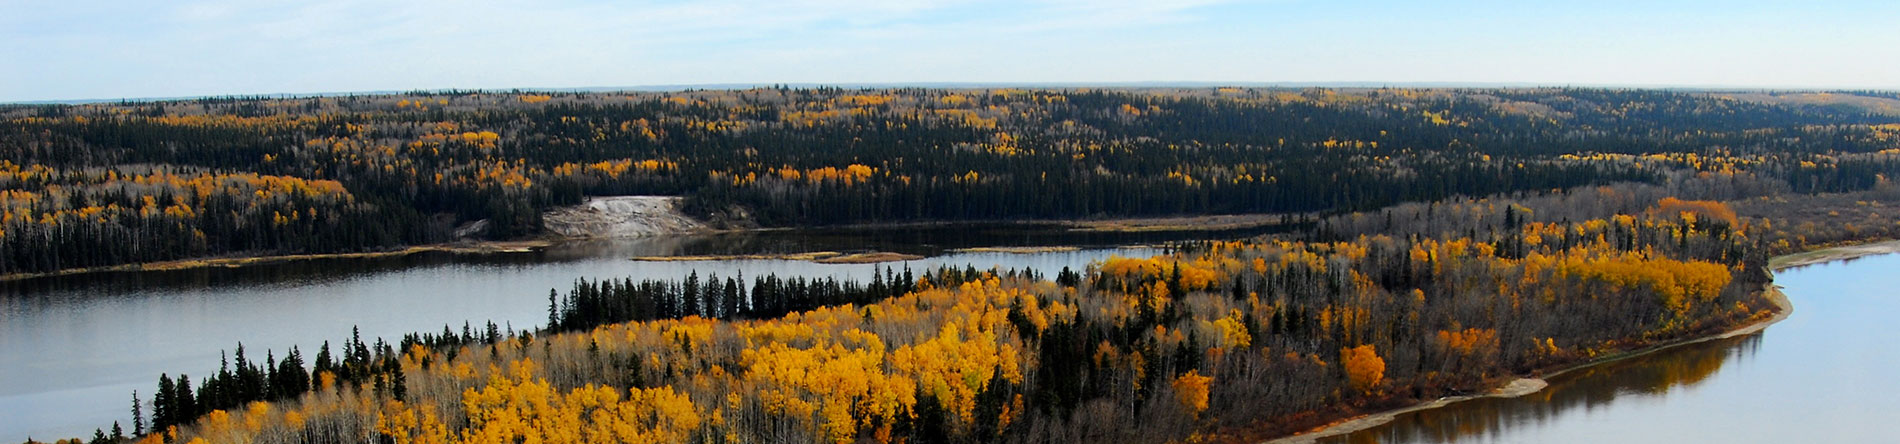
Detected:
[
  {"left": 950, "top": 246, "right": 1083, "bottom": 254},
  {"left": 1766, "top": 238, "right": 1900, "bottom": 271},
  {"left": 1257, "top": 240, "right": 1884, "bottom": 444},
  {"left": 0, "top": 212, "right": 1275, "bottom": 283},
  {"left": 0, "top": 240, "right": 553, "bottom": 282},
  {"left": 629, "top": 251, "right": 926, "bottom": 264},
  {"left": 716, "top": 212, "right": 1301, "bottom": 234}
]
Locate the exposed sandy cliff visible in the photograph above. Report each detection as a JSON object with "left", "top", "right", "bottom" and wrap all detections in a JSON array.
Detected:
[{"left": 542, "top": 196, "right": 707, "bottom": 238}]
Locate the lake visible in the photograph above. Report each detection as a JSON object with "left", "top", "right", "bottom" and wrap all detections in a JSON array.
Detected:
[
  {"left": 0, "top": 223, "right": 1223, "bottom": 440},
  {"left": 1314, "top": 251, "right": 1900, "bottom": 444}
]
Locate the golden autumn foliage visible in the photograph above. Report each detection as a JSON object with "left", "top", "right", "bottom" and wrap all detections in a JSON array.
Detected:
[
  {"left": 1097, "top": 256, "right": 1229, "bottom": 293},
  {"left": 174, "top": 272, "right": 1056, "bottom": 444},
  {"left": 1650, "top": 197, "right": 1739, "bottom": 226},
  {"left": 453, "top": 360, "right": 701, "bottom": 444},
  {"left": 376, "top": 357, "right": 703, "bottom": 444},
  {"left": 550, "top": 159, "right": 676, "bottom": 178},
  {"left": 1171, "top": 370, "right": 1212, "bottom": 414},
  {"left": 1558, "top": 253, "right": 1731, "bottom": 319},
  {"left": 458, "top": 131, "right": 502, "bottom": 148},
  {"left": 1341, "top": 345, "right": 1385, "bottom": 393},
  {"left": 742, "top": 336, "right": 912, "bottom": 443},
  {"left": 1207, "top": 309, "right": 1252, "bottom": 349},
  {"left": 1435, "top": 328, "right": 1498, "bottom": 356},
  {"left": 0, "top": 161, "right": 363, "bottom": 264}
]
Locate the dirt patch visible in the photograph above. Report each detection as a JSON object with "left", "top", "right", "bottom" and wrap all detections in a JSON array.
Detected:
[
  {"left": 814, "top": 252, "right": 925, "bottom": 264},
  {"left": 543, "top": 196, "right": 707, "bottom": 238}
]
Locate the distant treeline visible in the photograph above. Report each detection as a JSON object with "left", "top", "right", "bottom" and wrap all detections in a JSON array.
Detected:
[
  {"left": 550, "top": 266, "right": 920, "bottom": 331},
  {"left": 7, "top": 88, "right": 1900, "bottom": 275}
]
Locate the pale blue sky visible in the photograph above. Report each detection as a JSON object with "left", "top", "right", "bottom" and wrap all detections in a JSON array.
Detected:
[{"left": 3, "top": 0, "right": 1897, "bottom": 102}]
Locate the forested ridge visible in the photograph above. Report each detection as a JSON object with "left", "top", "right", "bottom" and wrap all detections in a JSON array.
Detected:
[{"left": 6, "top": 88, "right": 1900, "bottom": 275}]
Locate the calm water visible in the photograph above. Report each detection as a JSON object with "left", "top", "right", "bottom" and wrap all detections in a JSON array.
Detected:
[
  {"left": 0, "top": 224, "right": 1201, "bottom": 440},
  {"left": 1318, "top": 252, "right": 1900, "bottom": 444}
]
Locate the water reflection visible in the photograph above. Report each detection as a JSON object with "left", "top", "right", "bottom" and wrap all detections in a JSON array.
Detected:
[{"left": 1327, "top": 336, "right": 1758, "bottom": 444}]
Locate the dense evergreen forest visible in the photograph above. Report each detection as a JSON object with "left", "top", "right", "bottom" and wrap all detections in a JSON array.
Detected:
[{"left": 6, "top": 87, "right": 1900, "bottom": 275}]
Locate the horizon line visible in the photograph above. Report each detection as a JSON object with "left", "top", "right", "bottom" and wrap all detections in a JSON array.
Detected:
[{"left": 8, "top": 81, "right": 1898, "bottom": 105}]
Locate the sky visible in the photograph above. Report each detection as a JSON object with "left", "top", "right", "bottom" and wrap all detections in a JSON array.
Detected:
[{"left": 2, "top": 0, "right": 1898, "bottom": 102}]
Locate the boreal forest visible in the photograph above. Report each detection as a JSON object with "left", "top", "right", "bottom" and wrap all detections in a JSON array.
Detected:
[
  {"left": 10, "top": 87, "right": 1900, "bottom": 444},
  {"left": 5, "top": 88, "right": 1899, "bottom": 275}
]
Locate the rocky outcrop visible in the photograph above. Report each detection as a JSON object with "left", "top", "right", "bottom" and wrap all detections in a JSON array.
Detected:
[{"left": 542, "top": 196, "right": 708, "bottom": 238}]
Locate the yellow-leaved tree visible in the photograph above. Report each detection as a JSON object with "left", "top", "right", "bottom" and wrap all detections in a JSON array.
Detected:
[
  {"left": 1341, "top": 345, "right": 1385, "bottom": 393},
  {"left": 1171, "top": 370, "right": 1212, "bottom": 415}
]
